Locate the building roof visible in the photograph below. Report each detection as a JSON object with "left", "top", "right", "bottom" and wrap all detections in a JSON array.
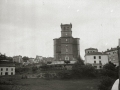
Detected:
[
  {"left": 86, "top": 52, "right": 108, "bottom": 55},
  {"left": 105, "top": 47, "right": 117, "bottom": 52},
  {"left": 85, "top": 48, "right": 98, "bottom": 50},
  {"left": 0, "top": 61, "right": 15, "bottom": 67}
]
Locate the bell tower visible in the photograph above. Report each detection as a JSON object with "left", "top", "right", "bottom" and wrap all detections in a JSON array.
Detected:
[
  {"left": 61, "top": 23, "right": 72, "bottom": 37},
  {"left": 54, "top": 23, "right": 80, "bottom": 61}
]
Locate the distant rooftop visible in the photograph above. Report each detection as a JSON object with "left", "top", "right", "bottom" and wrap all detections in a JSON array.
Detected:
[
  {"left": 86, "top": 52, "right": 107, "bottom": 55},
  {"left": 105, "top": 47, "right": 118, "bottom": 52},
  {"left": 85, "top": 48, "right": 98, "bottom": 50},
  {"left": 0, "top": 61, "right": 15, "bottom": 67}
]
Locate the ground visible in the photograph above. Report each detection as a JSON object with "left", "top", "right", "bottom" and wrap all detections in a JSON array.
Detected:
[{"left": 0, "top": 76, "right": 100, "bottom": 90}]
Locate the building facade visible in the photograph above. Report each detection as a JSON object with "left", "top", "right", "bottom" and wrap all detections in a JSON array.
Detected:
[
  {"left": 104, "top": 47, "right": 119, "bottom": 66},
  {"left": 54, "top": 23, "right": 80, "bottom": 61},
  {"left": 13, "top": 55, "right": 23, "bottom": 63},
  {"left": 85, "top": 48, "right": 109, "bottom": 69},
  {"left": 0, "top": 62, "right": 15, "bottom": 76}
]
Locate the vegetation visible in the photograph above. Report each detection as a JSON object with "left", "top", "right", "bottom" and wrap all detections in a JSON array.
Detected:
[
  {"left": 0, "top": 76, "right": 100, "bottom": 90},
  {"left": 98, "top": 62, "right": 119, "bottom": 90}
]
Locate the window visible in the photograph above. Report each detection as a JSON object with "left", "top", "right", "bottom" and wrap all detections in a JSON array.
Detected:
[
  {"left": 99, "top": 61, "right": 101, "bottom": 64},
  {"left": 1, "top": 72, "right": 2, "bottom": 75},
  {"left": 5, "top": 72, "right": 8, "bottom": 75},
  {"left": 6, "top": 68, "right": 8, "bottom": 71},
  {"left": 11, "top": 72, "right": 13, "bottom": 75},
  {"left": 99, "top": 56, "right": 101, "bottom": 59},
  {"left": 94, "top": 66, "right": 97, "bottom": 68},
  {"left": 99, "top": 66, "right": 102, "bottom": 68},
  {"left": 65, "top": 56, "right": 69, "bottom": 60},
  {"left": 66, "top": 39, "right": 68, "bottom": 41},
  {"left": 11, "top": 68, "right": 13, "bottom": 71},
  {"left": 64, "top": 27, "right": 66, "bottom": 30},
  {"left": 1, "top": 68, "right": 3, "bottom": 71},
  {"left": 94, "top": 56, "right": 96, "bottom": 59},
  {"left": 94, "top": 61, "right": 96, "bottom": 63},
  {"left": 66, "top": 49, "right": 68, "bottom": 52}
]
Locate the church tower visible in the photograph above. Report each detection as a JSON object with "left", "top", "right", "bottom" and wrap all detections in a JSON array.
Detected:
[{"left": 54, "top": 23, "right": 80, "bottom": 61}]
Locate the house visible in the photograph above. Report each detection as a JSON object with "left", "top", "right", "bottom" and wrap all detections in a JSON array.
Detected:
[
  {"left": 0, "top": 61, "right": 15, "bottom": 75},
  {"left": 85, "top": 48, "right": 109, "bottom": 69},
  {"left": 13, "top": 55, "right": 23, "bottom": 63},
  {"left": 104, "top": 47, "right": 119, "bottom": 66}
]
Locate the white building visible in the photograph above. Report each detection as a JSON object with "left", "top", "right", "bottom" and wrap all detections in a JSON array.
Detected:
[
  {"left": 0, "top": 62, "right": 15, "bottom": 75},
  {"left": 85, "top": 48, "right": 109, "bottom": 69}
]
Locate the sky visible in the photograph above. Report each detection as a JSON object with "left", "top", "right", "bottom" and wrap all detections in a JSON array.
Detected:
[{"left": 0, "top": 0, "right": 120, "bottom": 59}]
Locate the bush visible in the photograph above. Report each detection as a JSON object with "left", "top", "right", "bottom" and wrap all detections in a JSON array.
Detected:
[
  {"left": 98, "top": 77, "right": 115, "bottom": 90},
  {"left": 72, "top": 64, "right": 97, "bottom": 78},
  {"left": 58, "top": 70, "right": 72, "bottom": 79}
]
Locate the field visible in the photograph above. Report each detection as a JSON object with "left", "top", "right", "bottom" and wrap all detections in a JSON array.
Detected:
[{"left": 0, "top": 76, "right": 100, "bottom": 90}]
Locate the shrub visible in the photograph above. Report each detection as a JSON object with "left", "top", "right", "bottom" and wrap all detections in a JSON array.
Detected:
[
  {"left": 58, "top": 70, "right": 72, "bottom": 79},
  {"left": 98, "top": 77, "right": 115, "bottom": 90}
]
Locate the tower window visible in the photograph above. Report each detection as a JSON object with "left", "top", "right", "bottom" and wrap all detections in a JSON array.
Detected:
[{"left": 66, "top": 49, "right": 68, "bottom": 52}]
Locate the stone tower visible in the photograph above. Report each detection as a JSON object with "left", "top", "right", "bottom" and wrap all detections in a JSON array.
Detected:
[{"left": 53, "top": 23, "right": 80, "bottom": 61}]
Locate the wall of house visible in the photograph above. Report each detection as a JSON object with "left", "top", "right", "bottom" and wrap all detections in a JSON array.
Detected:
[
  {"left": 0, "top": 67, "right": 15, "bottom": 75},
  {"left": 85, "top": 55, "right": 109, "bottom": 69}
]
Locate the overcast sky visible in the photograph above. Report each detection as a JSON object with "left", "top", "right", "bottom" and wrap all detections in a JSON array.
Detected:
[{"left": 0, "top": 0, "right": 120, "bottom": 59}]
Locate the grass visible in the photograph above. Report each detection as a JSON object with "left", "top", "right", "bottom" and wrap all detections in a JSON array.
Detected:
[{"left": 0, "top": 76, "right": 100, "bottom": 90}]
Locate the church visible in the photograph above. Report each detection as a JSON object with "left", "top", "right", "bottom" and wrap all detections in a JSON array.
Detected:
[{"left": 53, "top": 23, "right": 80, "bottom": 62}]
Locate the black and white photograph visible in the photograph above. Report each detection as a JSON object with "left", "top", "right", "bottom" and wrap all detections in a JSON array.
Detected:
[{"left": 0, "top": 0, "right": 119, "bottom": 90}]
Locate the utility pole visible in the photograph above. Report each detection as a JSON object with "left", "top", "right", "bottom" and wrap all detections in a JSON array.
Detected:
[{"left": 117, "top": 39, "right": 120, "bottom": 90}]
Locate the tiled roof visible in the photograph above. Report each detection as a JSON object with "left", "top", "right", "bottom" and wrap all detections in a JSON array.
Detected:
[
  {"left": 105, "top": 48, "right": 117, "bottom": 52},
  {"left": 0, "top": 61, "right": 15, "bottom": 67},
  {"left": 85, "top": 48, "right": 97, "bottom": 50},
  {"left": 86, "top": 52, "right": 108, "bottom": 55}
]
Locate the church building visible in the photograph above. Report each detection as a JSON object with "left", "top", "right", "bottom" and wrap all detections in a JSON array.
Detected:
[{"left": 53, "top": 23, "right": 80, "bottom": 61}]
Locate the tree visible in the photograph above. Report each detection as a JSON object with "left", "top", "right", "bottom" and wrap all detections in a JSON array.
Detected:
[
  {"left": 22, "top": 56, "right": 29, "bottom": 62},
  {"left": 101, "top": 62, "right": 118, "bottom": 79}
]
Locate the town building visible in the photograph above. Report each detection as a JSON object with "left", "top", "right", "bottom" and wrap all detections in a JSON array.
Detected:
[
  {"left": 13, "top": 55, "right": 23, "bottom": 63},
  {"left": 0, "top": 61, "right": 15, "bottom": 76},
  {"left": 34, "top": 55, "right": 43, "bottom": 63},
  {"left": 53, "top": 23, "right": 80, "bottom": 62},
  {"left": 104, "top": 47, "right": 119, "bottom": 66},
  {"left": 85, "top": 48, "right": 109, "bottom": 69}
]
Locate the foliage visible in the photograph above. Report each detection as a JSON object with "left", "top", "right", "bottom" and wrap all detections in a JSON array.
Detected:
[
  {"left": 98, "top": 77, "right": 115, "bottom": 90},
  {"left": 15, "top": 67, "right": 30, "bottom": 74},
  {"left": 22, "top": 56, "right": 29, "bottom": 62},
  {"left": 101, "top": 62, "right": 118, "bottom": 79},
  {"left": 32, "top": 66, "right": 38, "bottom": 73},
  {"left": 72, "top": 59, "right": 96, "bottom": 78},
  {"left": 98, "top": 62, "right": 119, "bottom": 90},
  {"left": 58, "top": 70, "right": 72, "bottom": 79}
]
